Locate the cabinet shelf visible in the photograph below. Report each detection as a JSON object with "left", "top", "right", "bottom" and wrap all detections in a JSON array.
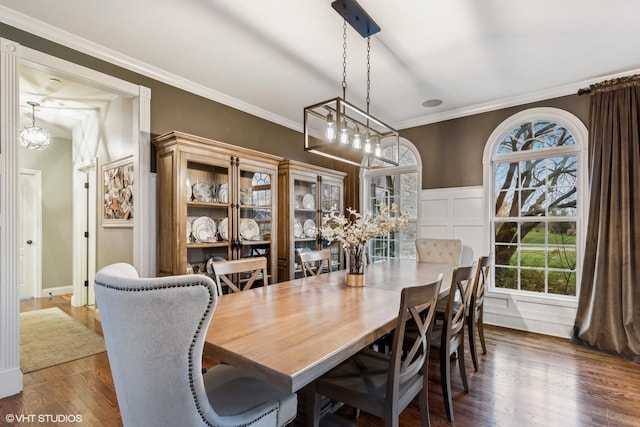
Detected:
[
  {"left": 294, "top": 237, "right": 316, "bottom": 242},
  {"left": 187, "top": 201, "right": 229, "bottom": 208},
  {"left": 239, "top": 204, "right": 272, "bottom": 209},
  {"left": 240, "top": 239, "right": 271, "bottom": 246},
  {"left": 187, "top": 241, "right": 229, "bottom": 249},
  {"left": 278, "top": 160, "right": 346, "bottom": 280},
  {"left": 154, "top": 131, "right": 282, "bottom": 282}
]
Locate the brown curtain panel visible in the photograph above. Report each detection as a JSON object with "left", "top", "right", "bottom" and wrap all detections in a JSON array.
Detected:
[{"left": 573, "top": 75, "right": 640, "bottom": 362}]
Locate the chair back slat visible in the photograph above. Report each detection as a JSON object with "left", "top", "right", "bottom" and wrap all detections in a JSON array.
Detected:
[
  {"left": 211, "top": 257, "right": 268, "bottom": 294},
  {"left": 391, "top": 274, "right": 444, "bottom": 391},
  {"left": 299, "top": 249, "right": 332, "bottom": 277},
  {"left": 472, "top": 255, "right": 492, "bottom": 313},
  {"left": 443, "top": 265, "right": 475, "bottom": 346}
]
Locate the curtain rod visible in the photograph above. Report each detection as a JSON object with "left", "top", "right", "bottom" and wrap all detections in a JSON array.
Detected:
[{"left": 577, "top": 88, "right": 591, "bottom": 96}]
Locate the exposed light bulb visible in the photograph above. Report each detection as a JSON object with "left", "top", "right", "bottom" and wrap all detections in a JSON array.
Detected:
[
  {"left": 375, "top": 143, "right": 382, "bottom": 157},
  {"left": 339, "top": 119, "right": 349, "bottom": 144},
  {"left": 364, "top": 132, "right": 372, "bottom": 153},
  {"left": 352, "top": 126, "right": 362, "bottom": 149},
  {"left": 325, "top": 112, "right": 336, "bottom": 142}
]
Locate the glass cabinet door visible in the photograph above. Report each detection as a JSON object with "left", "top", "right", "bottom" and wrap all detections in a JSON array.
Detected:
[
  {"left": 184, "top": 155, "right": 231, "bottom": 276},
  {"left": 320, "top": 180, "right": 343, "bottom": 271},
  {"left": 293, "top": 178, "right": 317, "bottom": 278},
  {"left": 236, "top": 166, "right": 276, "bottom": 284}
]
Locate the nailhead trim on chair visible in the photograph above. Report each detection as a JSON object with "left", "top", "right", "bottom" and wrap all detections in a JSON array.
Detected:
[{"left": 96, "top": 278, "right": 280, "bottom": 427}]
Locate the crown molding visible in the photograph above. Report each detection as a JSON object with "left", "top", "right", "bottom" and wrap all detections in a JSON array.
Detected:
[
  {"left": 0, "top": 6, "right": 302, "bottom": 133},
  {"left": 395, "top": 69, "right": 640, "bottom": 130}
]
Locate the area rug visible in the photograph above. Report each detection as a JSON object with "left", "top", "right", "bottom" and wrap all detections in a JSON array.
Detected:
[{"left": 20, "top": 307, "right": 106, "bottom": 373}]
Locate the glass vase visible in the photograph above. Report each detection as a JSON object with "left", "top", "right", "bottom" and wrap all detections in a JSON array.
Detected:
[{"left": 346, "top": 244, "right": 365, "bottom": 287}]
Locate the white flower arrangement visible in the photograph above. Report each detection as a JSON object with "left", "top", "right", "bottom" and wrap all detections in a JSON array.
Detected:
[{"left": 315, "top": 203, "right": 409, "bottom": 274}]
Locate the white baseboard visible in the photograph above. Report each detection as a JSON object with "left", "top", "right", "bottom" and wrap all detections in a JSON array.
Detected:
[
  {"left": 485, "top": 315, "right": 573, "bottom": 338},
  {"left": 0, "top": 368, "right": 23, "bottom": 399},
  {"left": 38, "top": 285, "right": 73, "bottom": 298},
  {"left": 483, "top": 291, "right": 576, "bottom": 338}
]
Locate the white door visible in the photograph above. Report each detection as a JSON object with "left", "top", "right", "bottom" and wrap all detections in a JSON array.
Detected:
[
  {"left": 19, "top": 170, "right": 42, "bottom": 299},
  {"left": 74, "top": 162, "right": 98, "bottom": 306},
  {"left": 87, "top": 168, "right": 97, "bottom": 305},
  {"left": 84, "top": 166, "right": 97, "bottom": 306}
]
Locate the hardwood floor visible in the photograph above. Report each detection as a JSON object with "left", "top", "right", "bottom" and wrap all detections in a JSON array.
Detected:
[{"left": 2, "top": 296, "right": 639, "bottom": 426}]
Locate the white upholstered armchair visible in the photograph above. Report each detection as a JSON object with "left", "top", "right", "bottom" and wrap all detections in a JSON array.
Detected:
[{"left": 95, "top": 263, "right": 296, "bottom": 427}]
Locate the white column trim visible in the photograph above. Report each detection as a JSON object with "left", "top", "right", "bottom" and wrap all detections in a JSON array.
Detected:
[
  {"left": 0, "top": 37, "right": 23, "bottom": 398},
  {"left": 134, "top": 85, "right": 152, "bottom": 277}
]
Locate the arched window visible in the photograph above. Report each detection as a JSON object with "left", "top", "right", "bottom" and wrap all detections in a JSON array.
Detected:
[
  {"left": 484, "top": 108, "right": 587, "bottom": 297},
  {"left": 362, "top": 138, "right": 421, "bottom": 262}
]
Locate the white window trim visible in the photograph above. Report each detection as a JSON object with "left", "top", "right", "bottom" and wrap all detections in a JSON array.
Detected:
[{"left": 483, "top": 107, "right": 588, "bottom": 303}]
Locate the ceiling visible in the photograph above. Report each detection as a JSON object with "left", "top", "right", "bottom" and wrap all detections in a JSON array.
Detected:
[
  {"left": 3, "top": 0, "right": 640, "bottom": 135},
  {"left": 19, "top": 67, "right": 119, "bottom": 139}
]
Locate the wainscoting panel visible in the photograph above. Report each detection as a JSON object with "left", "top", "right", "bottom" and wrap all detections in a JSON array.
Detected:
[
  {"left": 419, "top": 185, "right": 576, "bottom": 338},
  {"left": 419, "top": 186, "right": 487, "bottom": 259}
]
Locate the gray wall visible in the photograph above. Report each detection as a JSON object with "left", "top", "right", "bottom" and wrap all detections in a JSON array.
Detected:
[
  {"left": 19, "top": 138, "right": 73, "bottom": 289},
  {"left": 401, "top": 95, "right": 590, "bottom": 189}
]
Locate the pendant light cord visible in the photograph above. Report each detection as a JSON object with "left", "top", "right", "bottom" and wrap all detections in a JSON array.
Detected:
[
  {"left": 366, "top": 36, "right": 371, "bottom": 114},
  {"left": 342, "top": 20, "right": 347, "bottom": 100}
]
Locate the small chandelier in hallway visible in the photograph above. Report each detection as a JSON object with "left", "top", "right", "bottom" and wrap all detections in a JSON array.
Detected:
[{"left": 20, "top": 101, "right": 50, "bottom": 150}]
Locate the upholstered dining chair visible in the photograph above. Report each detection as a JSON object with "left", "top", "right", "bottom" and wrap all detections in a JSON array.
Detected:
[
  {"left": 95, "top": 263, "right": 297, "bottom": 427},
  {"left": 468, "top": 255, "right": 492, "bottom": 371},
  {"left": 431, "top": 264, "right": 475, "bottom": 422},
  {"left": 315, "top": 274, "right": 444, "bottom": 427},
  {"left": 415, "top": 238, "right": 463, "bottom": 265},
  {"left": 299, "top": 249, "right": 332, "bottom": 277},
  {"left": 210, "top": 256, "right": 268, "bottom": 294}
]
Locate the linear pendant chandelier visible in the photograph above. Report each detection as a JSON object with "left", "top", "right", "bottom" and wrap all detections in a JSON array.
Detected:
[{"left": 303, "top": 0, "right": 399, "bottom": 169}]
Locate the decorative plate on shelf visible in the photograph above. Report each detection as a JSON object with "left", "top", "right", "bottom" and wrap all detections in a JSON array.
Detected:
[
  {"left": 192, "top": 182, "right": 213, "bottom": 202},
  {"left": 218, "top": 183, "right": 228, "bottom": 203},
  {"left": 294, "top": 220, "right": 303, "bottom": 238},
  {"left": 239, "top": 218, "right": 260, "bottom": 240},
  {"left": 187, "top": 216, "right": 198, "bottom": 243},
  {"left": 186, "top": 184, "right": 193, "bottom": 201},
  {"left": 303, "top": 219, "right": 316, "bottom": 237},
  {"left": 302, "top": 193, "right": 315, "bottom": 210},
  {"left": 219, "top": 217, "right": 228, "bottom": 241},
  {"left": 192, "top": 216, "right": 217, "bottom": 242},
  {"left": 240, "top": 188, "right": 253, "bottom": 205}
]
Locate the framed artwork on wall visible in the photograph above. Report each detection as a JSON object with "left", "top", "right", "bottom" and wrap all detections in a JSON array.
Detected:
[{"left": 102, "top": 155, "right": 134, "bottom": 227}]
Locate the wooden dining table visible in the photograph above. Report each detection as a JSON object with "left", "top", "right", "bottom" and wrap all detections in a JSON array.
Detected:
[{"left": 204, "top": 259, "right": 453, "bottom": 425}]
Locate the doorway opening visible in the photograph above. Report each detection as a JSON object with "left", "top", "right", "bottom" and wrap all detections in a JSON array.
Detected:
[
  {"left": 0, "top": 37, "right": 152, "bottom": 397},
  {"left": 18, "top": 63, "right": 126, "bottom": 307}
]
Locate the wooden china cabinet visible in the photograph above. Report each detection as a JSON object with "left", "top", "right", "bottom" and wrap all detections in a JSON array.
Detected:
[
  {"left": 278, "top": 160, "right": 346, "bottom": 280},
  {"left": 154, "top": 131, "right": 282, "bottom": 285}
]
